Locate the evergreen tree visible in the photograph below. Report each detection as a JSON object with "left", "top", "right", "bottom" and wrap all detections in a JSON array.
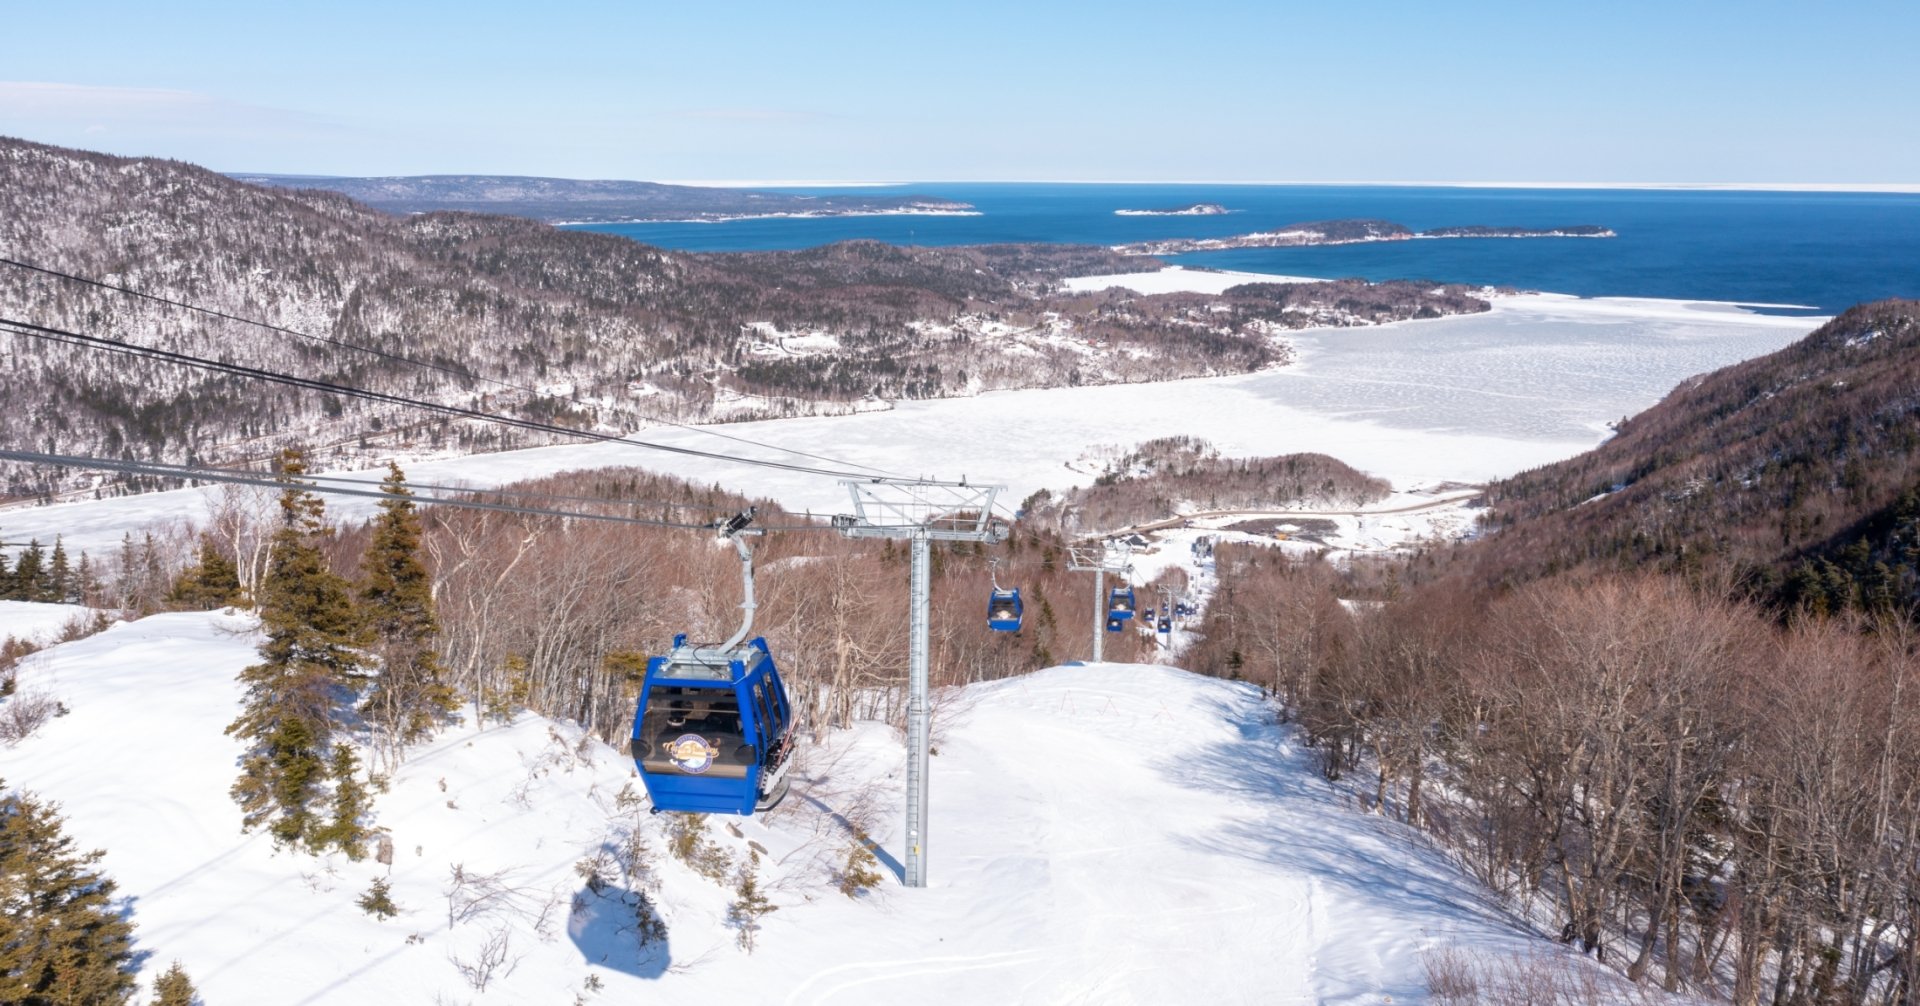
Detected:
[
  {"left": 725, "top": 851, "right": 778, "bottom": 953},
  {"left": 483, "top": 653, "right": 533, "bottom": 724},
  {"left": 836, "top": 833, "right": 884, "bottom": 898},
  {"left": 226, "top": 449, "right": 369, "bottom": 852},
  {"left": 74, "top": 555, "right": 104, "bottom": 608},
  {"left": 164, "top": 537, "right": 242, "bottom": 611},
  {"left": 311, "top": 745, "right": 370, "bottom": 859},
  {"left": 0, "top": 781, "right": 138, "bottom": 1005},
  {"left": 631, "top": 891, "right": 667, "bottom": 947},
  {"left": 48, "top": 538, "right": 72, "bottom": 605},
  {"left": 355, "top": 877, "right": 398, "bottom": 920},
  {"left": 0, "top": 547, "right": 11, "bottom": 600},
  {"left": 113, "top": 534, "right": 137, "bottom": 610},
  {"left": 11, "top": 541, "right": 49, "bottom": 603},
  {"left": 137, "top": 535, "right": 164, "bottom": 616},
  {"left": 113, "top": 534, "right": 166, "bottom": 615},
  {"left": 150, "top": 961, "right": 196, "bottom": 1006},
  {"left": 358, "top": 462, "right": 455, "bottom": 753}
]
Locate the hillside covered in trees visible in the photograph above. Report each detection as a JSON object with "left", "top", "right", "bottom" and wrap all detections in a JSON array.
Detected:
[
  {"left": 1183, "top": 296, "right": 1920, "bottom": 1004},
  {"left": 231, "top": 173, "right": 977, "bottom": 223},
  {"left": 1453, "top": 298, "right": 1920, "bottom": 614},
  {"left": 0, "top": 138, "right": 1491, "bottom": 499},
  {"left": 1024, "top": 436, "right": 1392, "bottom": 535}
]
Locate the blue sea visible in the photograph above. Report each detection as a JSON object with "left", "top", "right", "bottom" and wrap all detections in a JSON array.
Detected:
[{"left": 571, "top": 184, "right": 1920, "bottom": 314}]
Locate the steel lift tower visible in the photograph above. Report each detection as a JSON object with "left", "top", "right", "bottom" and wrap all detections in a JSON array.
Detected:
[
  {"left": 1067, "top": 541, "right": 1133, "bottom": 663},
  {"left": 835, "top": 479, "right": 1007, "bottom": 888}
]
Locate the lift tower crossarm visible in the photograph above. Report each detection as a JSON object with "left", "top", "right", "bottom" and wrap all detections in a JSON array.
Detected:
[{"left": 835, "top": 479, "right": 1008, "bottom": 889}]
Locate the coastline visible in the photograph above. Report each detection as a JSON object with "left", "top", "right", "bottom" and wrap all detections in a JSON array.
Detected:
[
  {"left": 1114, "top": 225, "right": 1615, "bottom": 256},
  {"left": 1114, "top": 204, "right": 1234, "bottom": 217},
  {"left": 556, "top": 207, "right": 983, "bottom": 226},
  {"left": 1065, "top": 266, "right": 1827, "bottom": 319},
  {"left": 649, "top": 179, "right": 1920, "bottom": 194}
]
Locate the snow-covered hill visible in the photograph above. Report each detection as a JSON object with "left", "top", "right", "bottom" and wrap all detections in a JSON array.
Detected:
[
  {"left": 0, "top": 598, "right": 96, "bottom": 645},
  {"left": 2, "top": 609, "right": 1591, "bottom": 1004}
]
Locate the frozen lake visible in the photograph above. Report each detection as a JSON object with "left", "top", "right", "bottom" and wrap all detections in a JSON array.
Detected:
[
  {"left": 0, "top": 289, "right": 1820, "bottom": 558},
  {"left": 1261, "top": 292, "right": 1813, "bottom": 441}
]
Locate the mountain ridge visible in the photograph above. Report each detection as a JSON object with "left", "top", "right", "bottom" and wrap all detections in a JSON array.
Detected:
[{"left": 229, "top": 172, "right": 978, "bottom": 223}]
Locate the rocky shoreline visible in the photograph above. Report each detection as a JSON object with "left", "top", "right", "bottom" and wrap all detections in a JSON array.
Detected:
[{"left": 1115, "top": 218, "right": 1614, "bottom": 255}]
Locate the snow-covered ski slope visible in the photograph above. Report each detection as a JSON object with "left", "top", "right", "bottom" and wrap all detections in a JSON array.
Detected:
[{"left": 4, "top": 609, "right": 1556, "bottom": 1004}]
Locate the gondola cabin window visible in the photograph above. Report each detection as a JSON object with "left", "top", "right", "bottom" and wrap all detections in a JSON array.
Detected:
[
  {"left": 639, "top": 684, "right": 753, "bottom": 779},
  {"left": 750, "top": 679, "right": 781, "bottom": 749}
]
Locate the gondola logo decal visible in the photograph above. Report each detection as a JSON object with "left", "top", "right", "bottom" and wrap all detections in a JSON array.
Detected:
[{"left": 664, "top": 734, "right": 718, "bottom": 774}]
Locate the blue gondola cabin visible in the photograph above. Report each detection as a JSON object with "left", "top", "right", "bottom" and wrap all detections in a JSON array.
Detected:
[
  {"left": 987, "top": 587, "right": 1024, "bottom": 632},
  {"left": 1108, "top": 586, "right": 1136, "bottom": 620},
  {"left": 631, "top": 635, "right": 794, "bottom": 816}
]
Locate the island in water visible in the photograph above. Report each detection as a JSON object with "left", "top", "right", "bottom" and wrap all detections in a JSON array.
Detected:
[
  {"left": 228, "top": 173, "right": 979, "bottom": 224},
  {"left": 1114, "top": 202, "right": 1232, "bottom": 217},
  {"left": 1114, "top": 218, "right": 1615, "bottom": 255}
]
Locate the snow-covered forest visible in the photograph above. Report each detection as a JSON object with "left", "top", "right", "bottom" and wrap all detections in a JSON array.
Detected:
[{"left": 0, "top": 138, "right": 1495, "bottom": 501}]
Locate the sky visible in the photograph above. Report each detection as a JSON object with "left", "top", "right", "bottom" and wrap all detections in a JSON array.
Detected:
[{"left": 1, "top": 0, "right": 1916, "bottom": 184}]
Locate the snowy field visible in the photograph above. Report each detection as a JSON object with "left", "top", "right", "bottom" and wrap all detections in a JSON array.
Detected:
[
  {"left": 2, "top": 607, "right": 1578, "bottom": 1004},
  {"left": 1060, "top": 265, "right": 1329, "bottom": 294},
  {"left": 0, "top": 598, "right": 95, "bottom": 645},
  {"left": 0, "top": 287, "right": 1819, "bottom": 560}
]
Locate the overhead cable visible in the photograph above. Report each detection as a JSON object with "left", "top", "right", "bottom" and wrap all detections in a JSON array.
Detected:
[
  {"left": 0, "top": 448, "right": 937, "bottom": 535},
  {"left": 0, "top": 449, "right": 719, "bottom": 529},
  {"left": 0, "top": 256, "right": 904, "bottom": 478},
  {"left": 0, "top": 315, "right": 968, "bottom": 484}
]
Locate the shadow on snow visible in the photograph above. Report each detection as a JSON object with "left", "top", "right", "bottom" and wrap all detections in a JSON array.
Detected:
[
  {"left": 1156, "top": 688, "right": 1519, "bottom": 931},
  {"left": 566, "top": 883, "right": 671, "bottom": 980}
]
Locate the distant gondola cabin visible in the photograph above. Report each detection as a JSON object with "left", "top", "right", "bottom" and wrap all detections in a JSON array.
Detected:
[
  {"left": 987, "top": 588, "right": 1024, "bottom": 632},
  {"left": 1108, "top": 586, "right": 1136, "bottom": 620}
]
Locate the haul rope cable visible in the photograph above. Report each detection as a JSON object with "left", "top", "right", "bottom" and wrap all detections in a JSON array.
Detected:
[
  {"left": 0, "top": 256, "right": 906, "bottom": 480},
  {"left": 0, "top": 315, "right": 970, "bottom": 485},
  {"left": 0, "top": 449, "right": 719, "bottom": 529},
  {"left": 0, "top": 449, "right": 927, "bottom": 534},
  {"left": 12, "top": 441, "right": 747, "bottom": 517},
  {"left": 292, "top": 471, "right": 741, "bottom": 514}
]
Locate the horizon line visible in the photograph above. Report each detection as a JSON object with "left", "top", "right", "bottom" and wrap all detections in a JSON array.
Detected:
[
  {"left": 655, "top": 178, "right": 1920, "bottom": 193},
  {"left": 217, "top": 164, "right": 1920, "bottom": 194}
]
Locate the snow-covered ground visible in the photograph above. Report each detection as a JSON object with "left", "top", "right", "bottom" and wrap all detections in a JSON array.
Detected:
[
  {"left": 3, "top": 610, "right": 1575, "bottom": 1004},
  {"left": 0, "top": 288, "right": 1820, "bottom": 561},
  {"left": 1062, "top": 265, "right": 1327, "bottom": 294},
  {"left": 0, "top": 599, "right": 97, "bottom": 645}
]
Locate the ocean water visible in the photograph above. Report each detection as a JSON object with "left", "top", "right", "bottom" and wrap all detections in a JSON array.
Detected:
[{"left": 571, "top": 184, "right": 1920, "bottom": 313}]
